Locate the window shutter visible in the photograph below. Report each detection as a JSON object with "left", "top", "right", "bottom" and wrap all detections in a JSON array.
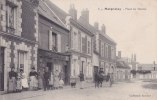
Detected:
[
  {"left": 48, "top": 30, "right": 52, "bottom": 50},
  {"left": 57, "top": 34, "right": 61, "bottom": 52}
]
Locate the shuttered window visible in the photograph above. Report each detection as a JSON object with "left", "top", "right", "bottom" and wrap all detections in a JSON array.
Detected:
[{"left": 48, "top": 30, "right": 52, "bottom": 50}]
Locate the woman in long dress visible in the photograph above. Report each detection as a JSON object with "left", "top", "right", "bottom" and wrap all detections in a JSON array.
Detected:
[
  {"left": 54, "top": 70, "right": 59, "bottom": 89},
  {"left": 21, "top": 69, "right": 29, "bottom": 90},
  {"left": 49, "top": 72, "right": 54, "bottom": 90},
  {"left": 38, "top": 68, "right": 44, "bottom": 90},
  {"left": 29, "top": 67, "right": 38, "bottom": 90},
  {"left": 8, "top": 67, "right": 17, "bottom": 93},
  {"left": 16, "top": 71, "right": 22, "bottom": 92}
]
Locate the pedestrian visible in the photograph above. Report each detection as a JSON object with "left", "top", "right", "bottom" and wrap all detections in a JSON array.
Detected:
[
  {"left": 49, "top": 72, "right": 54, "bottom": 90},
  {"left": 94, "top": 70, "right": 99, "bottom": 88},
  {"left": 43, "top": 67, "right": 50, "bottom": 91},
  {"left": 38, "top": 68, "right": 44, "bottom": 90},
  {"left": 16, "top": 69, "right": 22, "bottom": 92},
  {"left": 99, "top": 68, "right": 105, "bottom": 87},
  {"left": 21, "top": 69, "right": 29, "bottom": 91},
  {"left": 79, "top": 71, "right": 84, "bottom": 89},
  {"left": 59, "top": 78, "right": 64, "bottom": 89},
  {"left": 59, "top": 70, "right": 64, "bottom": 80},
  {"left": 8, "top": 67, "right": 17, "bottom": 93},
  {"left": 54, "top": 70, "right": 59, "bottom": 89},
  {"left": 29, "top": 67, "right": 38, "bottom": 90}
]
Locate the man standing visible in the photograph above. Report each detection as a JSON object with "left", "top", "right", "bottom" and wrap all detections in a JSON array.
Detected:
[
  {"left": 43, "top": 67, "right": 50, "bottom": 91},
  {"left": 79, "top": 71, "right": 84, "bottom": 89}
]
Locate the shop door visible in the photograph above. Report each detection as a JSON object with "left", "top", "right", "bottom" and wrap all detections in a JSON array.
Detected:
[
  {"left": 0, "top": 47, "right": 4, "bottom": 91},
  {"left": 47, "top": 62, "right": 53, "bottom": 72}
]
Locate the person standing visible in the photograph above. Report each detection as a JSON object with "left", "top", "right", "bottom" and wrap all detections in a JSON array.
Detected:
[
  {"left": 38, "top": 68, "right": 44, "bottom": 90},
  {"left": 21, "top": 69, "right": 29, "bottom": 91},
  {"left": 29, "top": 67, "right": 38, "bottom": 90},
  {"left": 8, "top": 67, "right": 17, "bottom": 93},
  {"left": 43, "top": 67, "right": 50, "bottom": 91},
  {"left": 79, "top": 71, "right": 84, "bottom": 89},
  {"left": 16, "top": 69, "right": 22, "bottom": 92},
  {"left": 94, "top": 70, "right": 99, "bottom": 88},
  {"left": 49, "top": 72, "right": 54, "bottom": 90},
  {"left": 54, "top": 70, "right": 59, "bottom": 89}
]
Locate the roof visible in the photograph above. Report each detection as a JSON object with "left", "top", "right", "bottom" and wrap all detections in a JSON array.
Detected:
[
  {"left": 45, "top": 0, "right": 94, "bottom": 36},
  {"left": 38, "top": 0, "right": 67, "bottom": 29},
  {"left": 116, "top": 61, "right": 130, "bottom": 69},
  {"left": 99, "top": 31, "right": 117, "bottom": 45},
  {"left": 44, "top": 0, "right": 68, "bottom": 23}
]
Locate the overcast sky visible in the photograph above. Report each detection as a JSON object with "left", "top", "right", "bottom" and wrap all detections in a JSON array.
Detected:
[{"left": 50, "top": 0, "right": 157, "bottom": 64}]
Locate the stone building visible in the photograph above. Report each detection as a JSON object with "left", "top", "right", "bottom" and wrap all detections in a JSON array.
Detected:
[
  {"left": 0, "top": 0, "right": 38, "bottom": 92},
  {"left": 37, "top": 0, "right": 70, "bottom": 85},
  {"left": 98, "top": 25, "right": 116, "bottom": 77},
  {"left": 42, "top": 0, "right": 94, "bottom": 82}
]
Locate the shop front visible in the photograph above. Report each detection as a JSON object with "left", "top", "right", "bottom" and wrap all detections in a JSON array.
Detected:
[{"left": 38, "top": 49, "right": 70, "bottom": 85}]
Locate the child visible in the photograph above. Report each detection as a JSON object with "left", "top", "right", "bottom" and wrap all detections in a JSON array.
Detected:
[{"left": 59, "top": 79, "right": 64, "bottom": 89}]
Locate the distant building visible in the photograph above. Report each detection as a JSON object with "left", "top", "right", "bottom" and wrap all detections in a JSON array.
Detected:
[
  {"left": 116, "top": 51, "right": 131, "bottom": 81},
  {"left": 136, "top": 63, "right": 157, "bottom": 79}
]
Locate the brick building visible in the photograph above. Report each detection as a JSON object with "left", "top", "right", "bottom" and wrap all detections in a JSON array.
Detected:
[{"left": 0, "top": 0, "right": 38, "bottom": 92}]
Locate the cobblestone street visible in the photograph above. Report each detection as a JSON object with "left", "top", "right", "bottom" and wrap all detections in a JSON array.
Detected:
[{"left": 1, "top": 80, "right": 157, "bottom": 100}]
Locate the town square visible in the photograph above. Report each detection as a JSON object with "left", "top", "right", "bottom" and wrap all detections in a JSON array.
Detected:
[{"left": 0, "top": 0, "right": 157, "bottom": 100}]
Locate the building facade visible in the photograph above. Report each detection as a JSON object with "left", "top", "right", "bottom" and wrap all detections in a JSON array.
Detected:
[
  {"left": 37, "top": 0, "right": 70, "bottom": 85},
  {"left": 0, "top": 0, "right": 38, "bottom": 92},
  {"left": 98, "top": 25, "right": 117, "bottom": 81}
]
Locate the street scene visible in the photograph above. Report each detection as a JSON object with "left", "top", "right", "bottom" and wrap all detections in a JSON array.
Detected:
[
  {"left": 0, "top": 0, "right": 157, "bottom": 100},
  {"left": 1, "top": 79, "right": 157, "bottom": 100}
]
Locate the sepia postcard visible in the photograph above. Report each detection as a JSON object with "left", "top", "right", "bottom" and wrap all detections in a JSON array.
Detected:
[{"left": 0, "top": 0, "right": 157, "bottom": 100}]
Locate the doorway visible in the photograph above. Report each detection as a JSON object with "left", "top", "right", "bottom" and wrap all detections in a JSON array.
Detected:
[
  {"left": 0, "top": 47, "right": 4, "bottom": 91},
  {"left": 47, "top": 62, "right": 53, "bottom": 73}
]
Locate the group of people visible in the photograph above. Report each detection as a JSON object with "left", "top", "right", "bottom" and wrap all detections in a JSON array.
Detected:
[{"left": 8, "top": 66, "right": 65, "bottom": 93}]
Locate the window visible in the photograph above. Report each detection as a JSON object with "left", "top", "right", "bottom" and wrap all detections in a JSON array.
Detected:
[
  {"left": 111, "top": 47, "right": 115, "bottom": 59},
  {"left": 87, "top": 41, "right": 91, "bottom": 54},
  {"left": 73, "top": 32, "right": 78, "bottom": 50},
  {"left": 18, "top": 51, "right": 26, "bottom": 70},
  {"left": 82, "top": 36, "right": 87, "bottom": 53},
  {"left": 105, "top": 45, "right": 108, "bottom": 58},
  {"left": 101, "top": 42, "right": 104, "bottom": 57},
  {"left": 6, "top": 4, "right": 16, "bottom": 34},
  {"left": 52, "top": 33, "right": 57, "bottom": 51}
]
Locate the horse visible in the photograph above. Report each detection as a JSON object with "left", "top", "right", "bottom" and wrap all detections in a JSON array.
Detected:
[{"left": 94, "top": 72, "right": 112, "bottom": 88}]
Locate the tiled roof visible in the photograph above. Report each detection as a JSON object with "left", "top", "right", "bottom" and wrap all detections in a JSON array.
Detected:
[{"left": 38, "top": 0, "right": 67, "bottom": 29}]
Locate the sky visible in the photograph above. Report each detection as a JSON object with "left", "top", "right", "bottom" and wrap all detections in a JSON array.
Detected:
[{"left": 50, "top": 0, "right": 157, "bottom": 64}]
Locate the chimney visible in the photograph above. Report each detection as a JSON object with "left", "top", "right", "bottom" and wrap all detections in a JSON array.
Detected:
[
  {"left": 94, "top": 22, "right": 99, "bottom": 30},
  {"left": 118, "top": 51, "right": 121, "bottom": 58},
  {"left": 153, "top": 61, "right": 156, "bottom": 71},
  {"left": 79, "top": 8, "right": 89, "bottom": 25},
  {"left": 69, "top": 4, "right": 77, "bottom": 20},
  {"left": 101, "top": 24, "right": 106, "bottom": 34},
  {"left": 134, "top": 54, "right": 136, "bottom": 62}
]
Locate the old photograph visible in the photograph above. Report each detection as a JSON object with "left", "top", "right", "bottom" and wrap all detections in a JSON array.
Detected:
[{"left": 0, "top": 0, "right": 157, "bottom": 100}]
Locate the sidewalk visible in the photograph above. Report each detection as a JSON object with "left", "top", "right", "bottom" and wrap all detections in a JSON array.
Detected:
[{"left": 0, "top": 81, "right": 94, "bottom": 100}]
